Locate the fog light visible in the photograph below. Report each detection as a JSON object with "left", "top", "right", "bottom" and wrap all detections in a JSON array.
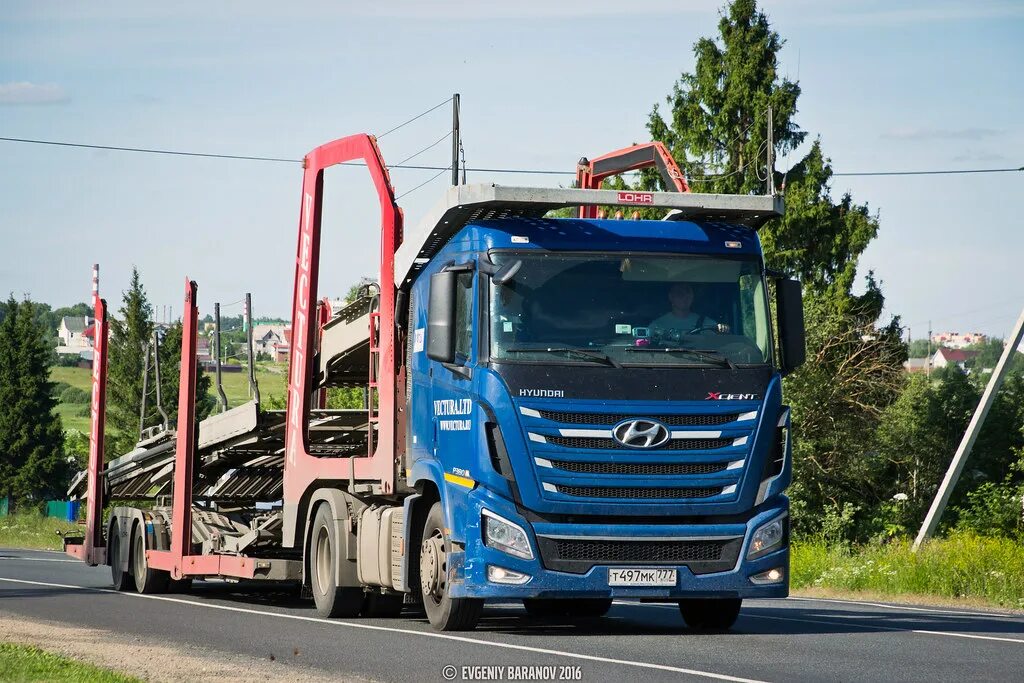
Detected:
[
  {"left": 749, "top": 567, "right": 785, "bottom": 585},
  {"left": 487, "top": 565, "right": 532, "bottom": 585}
]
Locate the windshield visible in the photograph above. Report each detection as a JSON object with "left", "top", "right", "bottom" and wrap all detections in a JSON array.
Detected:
[{"left": 488, "top": 252, "right": 772, "bottom": 367}]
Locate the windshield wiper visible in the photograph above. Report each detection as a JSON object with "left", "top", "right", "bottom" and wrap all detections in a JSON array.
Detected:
[
  {"left": 624, "top": 347, "right": 736, "bottom": 369},
  {"left": 505, "top": 347, "right": 622, "bottom": 369}
]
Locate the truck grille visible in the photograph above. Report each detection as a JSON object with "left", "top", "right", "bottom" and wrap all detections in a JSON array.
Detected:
[
  {"left": 545, "top": 435, "right": 732, "bottom": 451},
  {"left": 537, "top": 409, "right": 737, "bottom": 426},
  {"left": 555, "top": 485, "right": 721, "bottom": 499},
  {"left": 537, "top": 536, "right": 744, "bottom": 574},
  {"left": 549, "top": 460, "right": 729, "bottom": 476}
]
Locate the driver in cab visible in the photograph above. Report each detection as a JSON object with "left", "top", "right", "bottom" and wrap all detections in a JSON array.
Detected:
[{"left": 649, "top": 282, "right": 718, "bottom": 336}]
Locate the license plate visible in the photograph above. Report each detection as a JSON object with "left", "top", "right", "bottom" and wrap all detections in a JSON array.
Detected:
[{"left": 608, "top": 567, "right": 677, "bottom": 586}]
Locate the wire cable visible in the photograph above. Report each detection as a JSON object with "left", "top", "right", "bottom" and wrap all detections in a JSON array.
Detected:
[
  {"left": 394, "top": 130, "right": 452, "bottom": 167},
  {"left": 1, "top": 135, "right": 1020, "bottom": 178},
  {"left": 375, "top": 97, "right": 453, "bottom": 139},
  {"left": 0, "top": 136, "right": 299, "bottom": 164},
  {"left": 395, "top": 166, "right": 450, "bottom": 200}
]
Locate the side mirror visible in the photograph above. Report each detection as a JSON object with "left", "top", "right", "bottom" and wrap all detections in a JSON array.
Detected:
[
  {"left": 776, "top": 278, "right": 806, "bottom": 375},
  {"left": 427, "top": 271, "right": 456, "bottom": 363}
]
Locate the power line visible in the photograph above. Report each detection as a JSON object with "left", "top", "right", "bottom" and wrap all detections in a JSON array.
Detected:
[
  {"left": 0, "top": 136, "right": 299, "bottom": 164},
  {"left": 1, "top": 135, "right": 1021, "bottom": 179},
  {"left": 834, "top": 167, "right": 1023, "bottom": 177},
  {"left": 394, "top": 130, "right": 452, "bottom": 167},
  {"left": 395, "top": 166, "right": 450, "bottom": 200},
  {"left": 375, "top": 96, "right": 453, "bottom": 139}
]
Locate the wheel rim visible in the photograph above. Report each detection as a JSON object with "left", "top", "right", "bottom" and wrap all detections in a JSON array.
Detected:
[
  {"left": 420, "top": 527, "right": 446, "bottom": 606},
  {"left": 315, "top": 526, "right": 332, "bottom": 593},
  {"left": 134, "top": 531, "right": 144, "bottom": 578}
]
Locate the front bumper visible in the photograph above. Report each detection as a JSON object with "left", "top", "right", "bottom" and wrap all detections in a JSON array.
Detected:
[{"left": 447, "top": 486, "right": 789, "bottom": 600}]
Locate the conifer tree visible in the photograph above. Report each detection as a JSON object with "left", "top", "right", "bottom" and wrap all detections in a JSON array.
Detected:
[{"left": 0, "top": 297, "right": 70, "bottom": 505}]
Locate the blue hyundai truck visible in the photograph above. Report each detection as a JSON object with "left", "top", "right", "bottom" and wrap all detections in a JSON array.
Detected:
[{"left": 67, "top": 135, "right": 804, "bottom": 634}]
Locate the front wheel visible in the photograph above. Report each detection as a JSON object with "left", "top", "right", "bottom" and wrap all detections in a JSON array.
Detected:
[
  {"left": 678, "top": 598, "right": 742, "bottom": 630},
  {"left": 419, "top": 501, "right": 482, "bottom": 631}
]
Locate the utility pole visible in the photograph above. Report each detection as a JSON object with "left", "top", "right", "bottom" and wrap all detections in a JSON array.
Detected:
[
  {"left": 451, "top": 93, "right": 461, "bottom": 186},
  {"left": 913, "top": 305, "right": 1024, "bottom": 550},
  {"left": 927, "top": 320, "right": 932, "bottom": 377},
  {"left": 766, "top": 105, "right": 774, "bottom": 195}
]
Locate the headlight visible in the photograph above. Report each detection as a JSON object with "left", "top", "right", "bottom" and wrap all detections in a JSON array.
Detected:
[
  {"left": 482, "top": 509, "right": 534, "bottom": 560},
  {"left": 747, "top": 514, "right": 787, "bottom": 559}
]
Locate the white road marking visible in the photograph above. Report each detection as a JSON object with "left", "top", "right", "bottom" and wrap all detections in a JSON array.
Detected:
[
  {"left": 0, "top": 556, "right": 80, "bottom": 563},
  {"left": 744, "top": 612, "right": 1024, "bottom": 645},
  {"left": 786, "top": 596, "right": 1024, "bottom": 620},
  {"left": 618, "top": 601, "right": 1024, "bottom": 645},
  {"left": 0, "top": 576, "right": 766, "bottom": 683}
]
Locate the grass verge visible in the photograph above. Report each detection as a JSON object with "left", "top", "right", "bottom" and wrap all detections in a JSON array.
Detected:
[
  {"left": 792, "top": 531, "right": 1024, "bottom": 610},
  {"left": 0, "top": 643, "right": 141, "bottom": 682},
  {"left": 0, "top": 513, "right": 80, "bottom": 551}
]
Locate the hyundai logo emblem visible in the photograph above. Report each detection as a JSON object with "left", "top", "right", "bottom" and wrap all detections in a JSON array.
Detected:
[{"left": 612, "top": 418, "right": 670, "bottom": 449}]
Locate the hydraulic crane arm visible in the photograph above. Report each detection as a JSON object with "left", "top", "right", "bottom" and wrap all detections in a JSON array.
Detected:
[{"left": 575, "top": 141, "right": 689, "bottom": 218}]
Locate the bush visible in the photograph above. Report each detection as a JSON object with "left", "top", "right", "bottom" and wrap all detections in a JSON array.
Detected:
[
  {"left": 954, "top": 481, "right": 1024, "bottom": 538},
  {"left": 792, "top": 531, "right": 1024, "bottom": 608},
  {"left": 59, "top": 386, "right": 90, "bottom": 404},
  {"left": 55, "top": 353, "right": 83, "bottom": 367},
  {"left": 50, "top": 381, "right": 72, "bottom": 398}
]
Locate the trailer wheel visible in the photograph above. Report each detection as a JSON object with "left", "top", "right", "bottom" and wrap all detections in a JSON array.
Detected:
[
  {"left": 109, "top": 520, "right": 132, "bottom": 591},
  {"left": 310, "top": 504, "right": 363, "bottom": 618},
  {"left": 678, "top": 598, "right": 742, "bottom": 630},
  {"left": 419, "top": 502, "right": 483, "bottom": 631},
  {"left": 361, "top": 591, "right": 404, "bottom": 618},
  {"left": 523, "top": 598, "right": 612, "bottom": 618},
  {"left": 132, "top": 523, "right": 169, "bottom": 594}
]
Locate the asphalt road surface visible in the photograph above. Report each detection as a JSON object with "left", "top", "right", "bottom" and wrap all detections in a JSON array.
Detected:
[{"left": 2, "top": 547, "right": 1023, "bottom": 682}]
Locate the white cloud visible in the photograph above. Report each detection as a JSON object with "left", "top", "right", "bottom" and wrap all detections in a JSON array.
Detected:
[{"left": 0, "top": 82, "right": 70, "bottom": 105}]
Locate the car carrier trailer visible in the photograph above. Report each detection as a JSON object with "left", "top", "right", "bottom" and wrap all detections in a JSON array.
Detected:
[{"left": 66, "top": 131, "right": 805, "bottom": 631}]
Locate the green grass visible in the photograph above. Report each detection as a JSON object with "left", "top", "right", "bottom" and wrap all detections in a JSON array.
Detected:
[
  {"left": 50, "top": 363, "right": 289, "bottom": 433},
  {"left": 0, "top": 643, "right": 141, "bottom": 682},
  {"left": 0, "top": 513, "right": 81, "bottom": 551},
  {"left": 792, "top": 531, "right": 1024, "bottom": 609}
]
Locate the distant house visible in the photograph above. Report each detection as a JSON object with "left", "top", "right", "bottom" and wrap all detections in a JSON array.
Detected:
[
  {"left": 931, "top": 347, "right": 979, "bottom": 372},
  {"left": 252, "top": 324, "right": 287, "bottom": 356},
  {"left": 273, "top": 326, "right": 292, "bottom": 364},
  {"left": 904, "top": 358, "right": 930, "bottom": 374},
  {"left": 196, "top": 337, "right": 213, "bottom": 363},
  {"left": 931, "top": 331, "right": 986, "bottom": 350},
  {"left": 56, "top": 316, "right": 95, "bottom": 356}
]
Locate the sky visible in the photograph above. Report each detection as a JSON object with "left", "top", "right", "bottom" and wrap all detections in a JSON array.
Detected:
[{"left": 1, "top": 0, "right": 1022, "bottom": 339}]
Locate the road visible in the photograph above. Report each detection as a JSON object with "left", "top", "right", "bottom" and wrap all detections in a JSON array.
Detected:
[{"left": 2, "top": 548, "right": 1023, "bottom": 682}]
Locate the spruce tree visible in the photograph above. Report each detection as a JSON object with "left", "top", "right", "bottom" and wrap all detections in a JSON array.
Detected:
[
  {"left": 642, "top": 0, "right": 907, "bottom": 538},
  {"left": 107, "top": 267, "right": 154, "bottom": 455},
  {"left": 0, "top": 295, "right": 19, "bottom": 501},
  {"left": 0, "top": 297, "right": 69, "bottom": 505}
]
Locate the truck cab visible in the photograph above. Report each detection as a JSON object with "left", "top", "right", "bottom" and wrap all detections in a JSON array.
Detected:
[{"left": 404, "top": 196, "right": 805, "bottom": 629}]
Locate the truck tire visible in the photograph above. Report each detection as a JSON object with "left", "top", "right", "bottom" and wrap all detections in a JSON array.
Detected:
[
  {"left": 523, "top": 598, "right": 612, "bottom": 618},
  {"left": 310, "top": 504, "right": 363, "bottom": 618},
  {"left": 132, "top": 523, "right": 170, "bottom": 594},
  {"left": 109, "top": 520, "right": 132, "bottom": 591},
  {"left": 419, "top": 501, "right": 482, "bottom": 631},
  {"left": 678, "top": 598, "right": 742, "bottom": 630},
  {"left": 361, "top": 591, "right": 404, "bottom": 618}
]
